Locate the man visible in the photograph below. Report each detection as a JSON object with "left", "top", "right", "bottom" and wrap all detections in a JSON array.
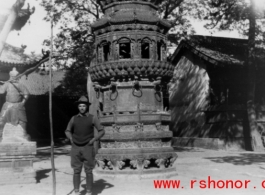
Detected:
[
  {"left": 65, "top": 96, "right": 104, "bottom": 195},
  {"left": 0, "top": 67, "right": 29, "bottom": 141}
]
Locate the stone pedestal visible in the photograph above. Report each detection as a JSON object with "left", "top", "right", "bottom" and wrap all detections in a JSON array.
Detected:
[
  {"left": 0, "top": 124, "right": 36, "bottom": 185},
  {"left": 94, "top": 81, "right": 178, "bottom": 178}
]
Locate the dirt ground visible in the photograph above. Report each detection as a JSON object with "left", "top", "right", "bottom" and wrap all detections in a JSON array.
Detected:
[{"left": 1, "top": 145, "right": 265, "bottom": 195}]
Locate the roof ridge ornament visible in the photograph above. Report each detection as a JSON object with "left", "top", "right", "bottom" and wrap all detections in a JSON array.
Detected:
[{"left": 9, "top": 67, "right": 19, "bottom": 77}]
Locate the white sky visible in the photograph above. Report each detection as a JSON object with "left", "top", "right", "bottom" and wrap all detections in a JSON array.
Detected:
[
  {"left": 0, "top": 0, "right": 249, "bottom": 55},
  {"left": 0, "top": 0, "right": 59, "bottom": 55}
]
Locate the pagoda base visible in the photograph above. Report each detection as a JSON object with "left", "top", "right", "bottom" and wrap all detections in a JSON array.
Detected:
[
  {"left": 95, "top": 147, "right": 177, "bottom": 179},
  {"left": 0, "top": 142, "right": 36, "bottom": 185},
  {"left": 94, "top": 167, "right": 177, "bottom": 179}
]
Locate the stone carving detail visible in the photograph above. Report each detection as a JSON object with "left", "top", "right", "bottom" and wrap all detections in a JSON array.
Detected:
[
  {"left": 96, "top": 160, "right": 106, "bottom": 170},
  {"left": 96, "top": 159, "right": 117, "bottom": 170},
  {"left": 115, "top": 141, "right": 138, "bottom": 149},
  {"left": 112, "top": 124, "right": 121, "bottom": 132},
  {"left": 155, "top": 123, "right": 162, "bottom": 131},
  {"left": 161, "top": 141, "right": 171, "bottom": 147},
  {"left": 96, "top": 152, "right": 178, "bottom": 171},
  {"left": 169, "top": 156, "right": 177, "bottom": 166},
  {"left": 100, "top": 140, "right": 172, "bottom": 149},
  {"left": 131, "top": 41, "right": 135, "bottom": 58},
  {"left": 0, "top": 68, "right": 30, "bottom": 142},
  {"left": 135, "top": 123, "right": 144, "bottom": 132},
  {"left": 130, "top": 159, "right": 138, "bottom": 169},
  {"left": 165, "top": 156, "right": 177, "bottom": 168},
  {"left": 143, "top": 159, "right": 150, "bottom": 169},
  {"left": 89, "top": 60, "right": 174, "bottom": 81},
  {"left": 117, "top": 160, "right": 125, "bottom": 170},
  {"left": 150, "top": 41, "right": 155, "bottom": 59},
  {"left": 115, "top": 42, "right": 119, "bottom": 60},
  {"left": 107, "top": 160, "right": 114, "bottom": 170},
  {"left": 155, "top": 158, "right": 165, "bottom": 169},
  {"left": 2, "top": 123, "right": 30, "bottom": 143}
]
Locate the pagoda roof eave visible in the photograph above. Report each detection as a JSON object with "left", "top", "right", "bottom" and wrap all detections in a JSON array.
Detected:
[
  {"left": 91, "top": 19, "right": 171, "bottom": 31},
  {"left": 97, "top": 0, "right": 159, "bottom": 11}
]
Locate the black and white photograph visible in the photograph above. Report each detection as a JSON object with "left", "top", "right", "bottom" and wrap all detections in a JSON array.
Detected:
[{"left": 0, "top": 0, "right": 265, "bottom": 195}]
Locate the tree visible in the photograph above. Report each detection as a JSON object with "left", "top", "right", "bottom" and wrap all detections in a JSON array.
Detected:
[
  {"left": 53, "top": 61, "right": 89, "bottom": 96},
  {"left": 40, "top": 0, "right": 205, "bottom": 95},
  {"left": 198, "top": 0, "right": 265, "bottom": 151}
]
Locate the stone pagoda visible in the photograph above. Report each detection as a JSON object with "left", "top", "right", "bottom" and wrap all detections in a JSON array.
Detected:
[{"left": 89, "top": 0, "right": 177, "bottom": 178}]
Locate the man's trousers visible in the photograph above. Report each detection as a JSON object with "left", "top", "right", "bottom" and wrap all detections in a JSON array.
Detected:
[{"left": 71, "top": 143, "right": 95, "bottom": 193}]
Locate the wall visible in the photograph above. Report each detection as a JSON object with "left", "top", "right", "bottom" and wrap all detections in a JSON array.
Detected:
[{"left": 169, "top": 51, "right": 251, "bottom": 150}]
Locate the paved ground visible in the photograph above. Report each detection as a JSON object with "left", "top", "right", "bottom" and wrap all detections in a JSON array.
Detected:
[{"left": 1, "top": 145, "right": 265, "bottom": 195}]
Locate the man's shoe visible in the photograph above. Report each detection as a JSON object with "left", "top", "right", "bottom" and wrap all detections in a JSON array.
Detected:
[{"left": 74, "top": 191, "right": 80, "bottom": 195}]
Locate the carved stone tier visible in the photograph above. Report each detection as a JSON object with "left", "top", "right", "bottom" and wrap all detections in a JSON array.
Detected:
[
  {"left": 0, "top": 142, "right": 36, "bottom": 184},
  {"left": 101, "top": 140, "right": 172, "bottom": 149},
  {"left": 95, "top": 31, "right": 166, "bottom": 44},
  {"left": 93, "top": 1, "right": 171, "bottom": 34},
  {"left": 94, "top": 24, "right": 168, "bottom": 35},
  {"left": 95, "top": 147, "right": 177, "bottom": 178},
  {"left": 101, "top": 131, "right": 172, "bottom": 140},
  {"left": 98, "top": 0, "right": 160, "bottom": 11},
  {"left": 100, "top": 112, "right": 171, "bottom": 126},
  {"left": 90, "top": 60, "right": 174, "bottom": 81}
]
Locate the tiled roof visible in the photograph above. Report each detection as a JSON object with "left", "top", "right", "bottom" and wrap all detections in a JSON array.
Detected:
[
  {"left": 0, "top": 43, "right": 31, "bottom": 63},
  {"left": 19, "top": 71, "right": 65, "bottom": 95},
  {"left": 0, "top": 43, "right": 38, "bottom": 73},
  {"left": 170, "top": 35, "right": 256, "bottom": 67}
]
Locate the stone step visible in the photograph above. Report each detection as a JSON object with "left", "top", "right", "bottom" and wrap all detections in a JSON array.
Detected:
[{"left": 0, "top": 142, "right": 36, "bottom": 156}]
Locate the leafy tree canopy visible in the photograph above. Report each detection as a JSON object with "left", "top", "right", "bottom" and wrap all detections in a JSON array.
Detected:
[
  {"left": 40, "top": 0, "right": 206, "bottom": 95},
  {"left": 196, "top": 0, "right": 265, "bottom": 45}
]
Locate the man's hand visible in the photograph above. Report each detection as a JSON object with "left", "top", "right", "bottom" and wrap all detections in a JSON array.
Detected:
[
  {"left": 89, "top": 138, "right": 96, "bottom": 145},
  {"left": 69, "top": 138, "right": 74, "bottom": 144}
]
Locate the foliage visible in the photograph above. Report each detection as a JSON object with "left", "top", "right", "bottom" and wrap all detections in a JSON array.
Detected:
[
  {"left": 195, "top": 0, "right": 265, "bottom": 45},
  {"left": 53, "top": 61, "right": 89, "bottom": 96},
  {"left": 39, "top": 0, "right": 206, "bottom": 96},
  {"left": 195, "top": 0, "right": 265, "bottom": 150}
]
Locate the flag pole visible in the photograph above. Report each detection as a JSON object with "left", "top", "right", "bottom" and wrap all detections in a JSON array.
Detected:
[{"left": 49, "top": 0, "right": 56, "bottom": 194}]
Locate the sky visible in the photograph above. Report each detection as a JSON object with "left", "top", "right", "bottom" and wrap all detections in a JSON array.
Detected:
[
  {"left": 0, "top": 0, "right": 248, "bottom": 55},
  {"left": 0, "top": 0, "right": 59, "bottom": 55}
]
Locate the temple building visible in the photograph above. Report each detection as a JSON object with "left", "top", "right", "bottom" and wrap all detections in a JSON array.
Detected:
[{"left": 169, "top": 35, "right": 265, "bottom": 150}]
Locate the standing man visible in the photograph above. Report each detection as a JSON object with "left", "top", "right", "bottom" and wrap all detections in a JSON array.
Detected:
[{"left": 65, "top": 96, "right": 104, "bottom": 195}]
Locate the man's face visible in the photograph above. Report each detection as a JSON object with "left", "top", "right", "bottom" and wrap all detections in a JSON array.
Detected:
[{"left": 78, "top": 104, "right": 88, "bottom": 114}]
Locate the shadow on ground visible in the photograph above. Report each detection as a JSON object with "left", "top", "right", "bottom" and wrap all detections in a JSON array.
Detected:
[
  {"left": 36, "top": 169, "right": 52, "bottom": 183},
  {"left": 205, "top": 153, "right": 265, "bottom": 165},
  {"left": 79, "top": 179, "right": 114, "bottom": 195}
]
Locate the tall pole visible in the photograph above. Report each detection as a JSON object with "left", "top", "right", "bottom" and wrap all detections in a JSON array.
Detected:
[{"left": 49, "top": 0, "right": 56, "bottom": 194}]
